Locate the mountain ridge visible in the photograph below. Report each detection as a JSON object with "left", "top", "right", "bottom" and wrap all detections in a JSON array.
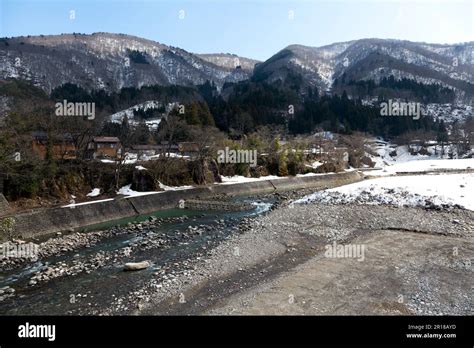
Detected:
[
  {"left": 259, "top": 38, "right": 473, "bottom": 103},
  {"left": 1, "top": 33, "right": 473, "bottom": 103},
  {"left": 0, "top": 32, "right": 256, "bottom": 93}
]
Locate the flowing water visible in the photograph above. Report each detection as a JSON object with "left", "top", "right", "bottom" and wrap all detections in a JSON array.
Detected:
[{"left": 0, "top": 198, "right": 274, "bottom": 315}]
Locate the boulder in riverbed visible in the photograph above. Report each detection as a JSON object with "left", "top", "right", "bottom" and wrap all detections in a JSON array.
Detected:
[{"left": 123, "top": 261, "right": 150, "bottom": 271}]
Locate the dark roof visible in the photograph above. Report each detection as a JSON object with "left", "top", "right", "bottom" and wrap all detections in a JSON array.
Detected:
[
  {"left": 32, "top": 131, "right": 73, "bottom": 142},
  {"left": 92, "top": 136, "right": 120, "bottom": 143},
  {"left": 178, "top": 142, "right": 199, "bottom": 152},
  {"left": 131, "top": 145, "right": 161, "bottom": 150}
]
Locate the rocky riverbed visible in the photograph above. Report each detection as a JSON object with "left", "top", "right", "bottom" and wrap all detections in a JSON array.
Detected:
[
  {"left": 0, "top": 186, "right": 472, "bottom": 315},
  {"left": 132, "top": 201, "right": 473, "bottom": 315},
  {"left": 0, "top": 215, "right": 198, "bottom": 272},
  {"left": 0, "top": 196, "right": 276, "bottom": 313}
]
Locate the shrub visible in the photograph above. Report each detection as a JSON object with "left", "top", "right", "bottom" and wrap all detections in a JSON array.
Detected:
[{"left": 0, "top": 217, "right": 15, "bottom": 240}]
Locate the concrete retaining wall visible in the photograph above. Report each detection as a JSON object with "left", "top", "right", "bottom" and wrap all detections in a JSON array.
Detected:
[
  {"left": 183, "top": 200, "right": 254, "bottom": 211},
  {"left": 209, "top": 180, "right": 277, "bottom": 196},
  {"left": 10, "top": 199, "right": 134, "bottom": 240},
  {"left": 2, "top": 171, "right": 363, "bottom": 241},
  {"left": 127, "top": 187, "right": 213, "bottom": 215}
]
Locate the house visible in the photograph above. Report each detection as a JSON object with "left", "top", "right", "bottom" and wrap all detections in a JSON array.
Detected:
[
  {"left": 127, "top": 145, "right": 161, "bottom": 157},
  {"left": 157, "top": 141, "right": 179, "bottom": 154},
  {"left": 87, "top": 136, "right": 122, "bottom": 159},
  {"left": 178, "top": 142, "right": 199, "bottom": 156},
  {"left": 32, "top": 131, "right": 77, "bottom": 160},
  {"left": 408, "top": 139, "right": 429, "bottom": 155},
  {"left": 129, "top": 143, "right": 179, "bottom": 156}
]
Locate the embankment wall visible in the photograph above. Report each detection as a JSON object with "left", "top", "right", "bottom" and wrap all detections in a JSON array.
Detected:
[{"left": 2, "top": 171, "right": 363, "bottom": 240}]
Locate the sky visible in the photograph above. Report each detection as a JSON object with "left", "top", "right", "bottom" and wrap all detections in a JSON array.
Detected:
[{"left": 0, "top": 0, "right": 473, "bottom": 61}]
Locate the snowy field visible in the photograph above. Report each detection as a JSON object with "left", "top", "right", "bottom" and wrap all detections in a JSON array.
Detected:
[
  {"left": 366, "top": 138, "right": 474, "bottom": 175},
  {"left": 295, "top": 173, "right": 473, "bottom": 211},
  {"left": 370, "top": 158, "right": 474, "bottom": 176}
]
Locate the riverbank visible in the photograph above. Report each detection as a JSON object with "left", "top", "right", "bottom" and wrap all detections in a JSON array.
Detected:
[
  {"left": 1, "top": 171, "right": 363, "bottom": 241},
  {"left": 131, "top": 196, "right": 473, "bottom": 315},
  {"left": 1, "top": 171, "right": 471, "bottom": 315},
  {"left": 0, "top": 195, "right": 276, "bottom": 313}
]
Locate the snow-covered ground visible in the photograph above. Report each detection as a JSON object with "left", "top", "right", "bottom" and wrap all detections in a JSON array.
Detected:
[
  {"left": 64, "top": 181, "right": 195, "bottom": 207},
  {"left": 109, "top": 100, "right": 168, "bottom": 130},
  {"left": 117, "top": 183, "right": 193, "bottom": 197},
  {"left": 377, "top": 158, "right": 473, "bottom": 175},
  {"left": 116, "top": 184, "right": 160, "bottom": 197},
  {"left": 297, "top": 138, "right": 473, "bottom": 211},
  {"left": 86, "top": 188, "right": 101, "bottom": 197},
  {"left": 158, "top": 182, "right": 194, "bottom": 191},
  {"left": 100, "top": 152, "right": 189, "bottom": 165},
  {"left": 295, "top": 173, "right": 473, "bottom": 211},
  {"left": 305, "top": 160, "right": 324, "bottom": 170},
  {"left": 219, "top": 175, "right": 283, "bottom": 185},
  {"left": 140, "top": 153, "right": 189, "bottom": 161},
  {"left": 297, "top": 172, "right": 329, "bottom": 177},
  {"left": 366, "top": 138, "right": 474, "bottom": 175},
  {"left": 296, "top": 169, "right": 355, "bottom": 177}
]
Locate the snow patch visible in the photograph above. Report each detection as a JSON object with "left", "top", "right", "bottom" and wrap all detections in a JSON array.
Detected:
[
  {"left": 116, "top": 184, "right": 160, "bottom": 197},
  {"left": 62, "top": 198, "right": 114, "bottom": 208},
  {"left": 295, "top": 173, "right": 473, "bottom": 211},
  {"left": 219, "top": 175, "right": 283, "bottom": 185},
  {"left": 86, "top": 188, "right": 101, "bottom": 197},
  {"left": 158, "top": 182, "right": 193, "bottom": 191}
]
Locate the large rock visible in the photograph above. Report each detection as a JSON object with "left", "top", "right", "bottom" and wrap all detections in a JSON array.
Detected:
[{"left": 123, "top": 261, "right": 150, "bottom": 271}]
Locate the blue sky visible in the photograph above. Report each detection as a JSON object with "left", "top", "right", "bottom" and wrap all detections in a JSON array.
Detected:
[{"left": 1, "top": 0, "right": 473, "bottom": 61}]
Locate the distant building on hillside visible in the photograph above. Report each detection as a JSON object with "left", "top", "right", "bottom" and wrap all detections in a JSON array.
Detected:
[
  {"left": 87, "top": 136, "right": 122, "bottom": 159},
  {"left": 313, "top": 131, "right": 335, "bottom": 140},
  {"left": 32, "top": 131, "right": 77, "bottom": 160}
]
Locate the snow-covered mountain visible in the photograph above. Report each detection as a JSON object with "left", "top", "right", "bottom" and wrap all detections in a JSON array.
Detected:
[
  {"left": 254, "top": 39, "right": 474, "bottom": 103},
  {"left": 108, "top": 100, "right": 180, "bottom": 130},
  {"left": 0, "top": 33, "right": 257, "bottom": 93},
  {"left": 197, "top": 53, "right": 259, "bottom": 73},
  {"left": 1, "top": 34, "right": 473, "bottom": 105}
]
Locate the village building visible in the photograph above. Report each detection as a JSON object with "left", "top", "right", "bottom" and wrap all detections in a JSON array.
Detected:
[
  {"left": 125, "top": 143, "right": 179, "bottom": 159},
  {"left": 31, "top": 131, "right": 77, "bottom": 160},
  {"left": 178, "top": 142, "right": 199, "bottom": 157},
  {"left": 87, "top": 136, "right": 122, "bottom": 159}
]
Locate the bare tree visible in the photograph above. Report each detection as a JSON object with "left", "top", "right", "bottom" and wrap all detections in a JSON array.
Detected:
[{"left": 187, "top": 126, "right": 226, "bottom": 184}]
